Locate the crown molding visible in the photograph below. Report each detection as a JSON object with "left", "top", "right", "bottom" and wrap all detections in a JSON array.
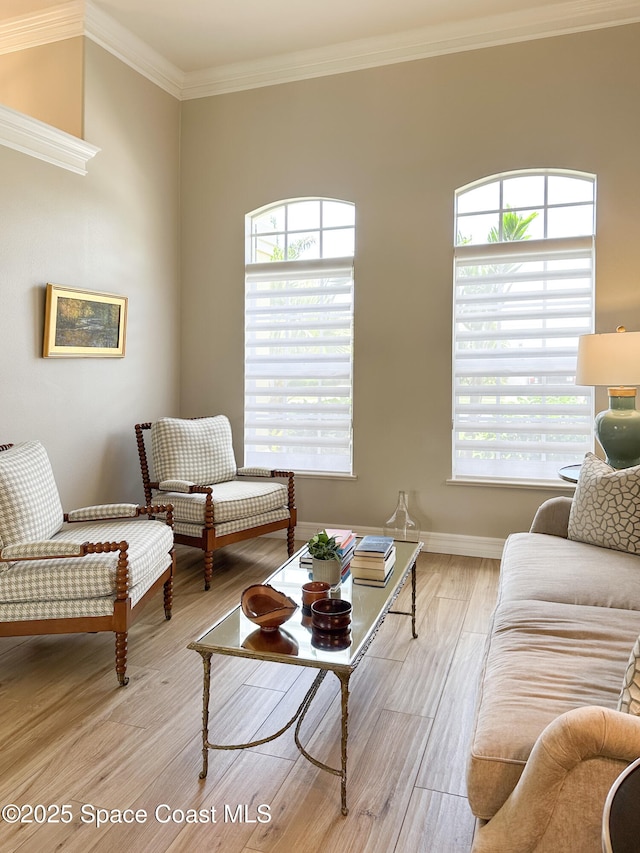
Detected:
[
  {"left": 181, "top": 0, "right": 640, "bottom": 98},
  {"left": 0, "top": 103, "right": 100, "bottom": 174},
  {"left": 84, "top": 1, "right": 184, "bottom": 99},
  {"left": 1, "top": 0, "right": 639, "bottom": 100},
  {"left": 0, "top": 1, "right": 83, "bottom": 55}
]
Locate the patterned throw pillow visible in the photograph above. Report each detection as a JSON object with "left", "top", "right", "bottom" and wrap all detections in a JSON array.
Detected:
[
  {"left": 151, "top": 416, "right": 237, "bottom": 485},
  {"left": 618, "top": 636, "right": 640, "bottom": 715},
  {"left": 567, "top": 452, "right": 640, "bottom": 554}
]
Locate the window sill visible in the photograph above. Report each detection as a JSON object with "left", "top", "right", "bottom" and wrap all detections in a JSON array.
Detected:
[
  {"left": 446, "top": 477, "right": 575, "bottom": 491},
  {"left": 295, "top": 472, "right": 358, "bottom": 481},
  {"left": 0, "top": 104, "right": 100, "bottom": 175}
]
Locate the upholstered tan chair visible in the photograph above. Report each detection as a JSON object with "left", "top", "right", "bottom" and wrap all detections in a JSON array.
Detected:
[
  {"left": 0, "top": 440, "right": 175, "bottom": 686},
  {"left": 135, "top": 416, "right": 296, "bottom": 589}
]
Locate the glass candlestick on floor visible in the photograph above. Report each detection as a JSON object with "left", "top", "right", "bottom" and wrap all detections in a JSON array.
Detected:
[{"left": 384, "top": 490, "right": 420, "bottom": 542}]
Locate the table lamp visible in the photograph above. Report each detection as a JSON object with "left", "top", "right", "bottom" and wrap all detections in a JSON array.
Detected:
[{"left": 576, "top": 326, "right": 640, "bottom": 469}]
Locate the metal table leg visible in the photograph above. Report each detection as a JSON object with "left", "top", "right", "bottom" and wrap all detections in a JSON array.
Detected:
[
  {"left": 199, "top": 650, "right": 212, "bottom": 779},
  {"left": 337, "top": 670, "right": 351, "bottom": 815},
  {"left": 411, "top": 559, "right": 418, "bottom": 639}
]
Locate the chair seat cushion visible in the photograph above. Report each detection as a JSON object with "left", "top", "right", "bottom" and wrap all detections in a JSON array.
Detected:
[
  {"left": 153, "top": 479, "right": 288, "bottom": 525},
  {"left": 174, "top": 507, "right": 291, "bottom": 539},
  {"left": 0, "top": 598, "right": 117, "bottom": 621},
  {"left": 0, "top": 519, "right": 173, "bottom": 605}
]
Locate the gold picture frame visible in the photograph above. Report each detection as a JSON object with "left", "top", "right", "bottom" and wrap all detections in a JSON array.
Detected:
[{"left": 43, "top": 283, "right": 127, "bottom": 358}]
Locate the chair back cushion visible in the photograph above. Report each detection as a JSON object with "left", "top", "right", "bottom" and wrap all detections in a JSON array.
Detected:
[
  {"left": 0, "top": 441, "right": 64, "bottom": 548},
  {"left": 151, "top": 416, "right": 237, "bottom": 485}
]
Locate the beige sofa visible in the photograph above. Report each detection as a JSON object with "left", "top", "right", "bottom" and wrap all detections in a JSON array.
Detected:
[{"left": 467, "top": 495, "right": 640, "bottom": 853}]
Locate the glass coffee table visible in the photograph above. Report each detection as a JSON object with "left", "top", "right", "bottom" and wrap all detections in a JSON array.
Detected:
[{"left": 188, "top": 538, "right": 422, "bottom": 815}]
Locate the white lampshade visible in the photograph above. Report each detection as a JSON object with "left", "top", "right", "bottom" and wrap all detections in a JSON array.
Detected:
[{"left": 576, "top": 329, "right": 640, "bottom": 387}]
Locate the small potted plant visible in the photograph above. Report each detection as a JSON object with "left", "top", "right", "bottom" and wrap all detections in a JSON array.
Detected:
[{"left": 307, "top": 530, "right": 342, "bottom": 586}]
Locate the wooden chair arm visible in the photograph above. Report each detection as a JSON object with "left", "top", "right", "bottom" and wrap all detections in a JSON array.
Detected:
[
  {"left": 273, "top": 470, "right": 296, "bottom": 511},
  {"left": 1, "top": 540, "right": 130, "bottom": 597},
  {"left": 64, "top": 503, "right": 173, "bottom": 527},
  {"left": 237, "top": 468, "right": 296, "bottom": 511},
  {"left": 65, "top": 503, "right": 139, "bottom": 522},
  {"left": 1, "top": 540, "right": 98, "bottom": 560},
  {"left": 138, "top": 504, "right": 174, "bottom": 528}
]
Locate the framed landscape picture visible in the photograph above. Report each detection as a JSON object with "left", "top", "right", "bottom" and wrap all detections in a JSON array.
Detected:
[{"left": 43, "top": 284, "right": 127, "bottom": 358}]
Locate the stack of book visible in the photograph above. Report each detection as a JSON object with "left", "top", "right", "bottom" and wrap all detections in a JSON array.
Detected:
[
  {"left": 350, "top": 535, "right": 396, "bottom": 587},
  {"left": 327, "top": 528, "right": 357, "bottom": 580},
  {"left": 300, "top": 528, "right": 356, "bottom": 582}
]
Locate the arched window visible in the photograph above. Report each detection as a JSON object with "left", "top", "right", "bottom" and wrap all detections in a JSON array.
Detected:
[
  {"left": 245, "top": 198, "right": 355, "bottom": 475},
  {"left": 452, "top": 170, "right": 596, "bottom": 482}
]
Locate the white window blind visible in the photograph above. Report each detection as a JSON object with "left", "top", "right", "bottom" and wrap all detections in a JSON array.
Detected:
[
  {"left": 452, "top": 169, "right": 595, "bottom": 482},
  {"left": 453, "top": 171, "right": 596, "bottom": 482},
  {"left": 245, "top": 256, "right": 354, "bottom": 474}
]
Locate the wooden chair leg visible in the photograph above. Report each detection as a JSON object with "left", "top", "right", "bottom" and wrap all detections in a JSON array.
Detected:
[
  {"left": 164, "top": 576, "right": 173, "bottom": 620},
  {"left": 204, "top": 550, "right": 214, "bottom": 591},
  {"left": 287, "top": 524, "right": 295, "bottom": 556},
  {"left": 115, "top": 631, "right": 129, "bottom": 686}
]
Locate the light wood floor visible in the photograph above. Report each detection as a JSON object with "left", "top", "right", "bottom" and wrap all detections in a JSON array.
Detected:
[{"left": 0, "top": 539, "right": 500, "bottom": 853}]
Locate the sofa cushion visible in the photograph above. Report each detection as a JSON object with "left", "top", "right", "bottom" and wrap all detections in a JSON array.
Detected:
[
  {"left": 0, "top": 441, "right": 64, "bottom": 551},
  {"left": 151, "top": 416, "right": 237, "bottom": 485},
  {"left": 467, "top": 598, "right": 640, "bottom": 820},
  {"left": 618, "top": 635, "right": 640, "bottom": 715},
  {"left": 568, "top": 452, "right": 640, "bottom": 554},
  {"left": 499, "top": 532, "right": 640, "bottom": 612}
]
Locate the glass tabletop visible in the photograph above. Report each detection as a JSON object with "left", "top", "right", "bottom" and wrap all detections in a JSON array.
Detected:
[
  {"left": 190, "top": 539, "right": 421, "bottom": 672},
  {"left": 558, "top": 463, "right": 581, "bottom": 483}
]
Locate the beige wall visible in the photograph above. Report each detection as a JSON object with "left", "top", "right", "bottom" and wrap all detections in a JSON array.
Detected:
[
  {"left": 0, "top": 40, "right": 180, "bottom": 508},
  {"left": 180, "top": 24, "right": 640, "bottom": 540},
  {"left": 0, "top": 38, "right": 84, "bottom": 137},
  {"left": 2, "top": 24, "right": 637, "bottom": 541}
]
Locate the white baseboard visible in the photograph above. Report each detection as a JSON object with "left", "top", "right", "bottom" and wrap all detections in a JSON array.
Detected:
[
  {"left": 419, "top": 531, "right": 505, "bottom": 560},
  {"left": 270, "top": 521, "right": 505, "bottom": 561}
]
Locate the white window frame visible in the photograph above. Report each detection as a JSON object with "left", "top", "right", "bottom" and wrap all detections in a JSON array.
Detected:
[
  {"left": 452, "top": 169, "right": 596, "bottom": 484},
  {"left": 244, "top": 198, "right": 355, "bottom": 476}
]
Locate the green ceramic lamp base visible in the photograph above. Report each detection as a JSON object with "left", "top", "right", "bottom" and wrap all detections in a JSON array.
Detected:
[{"left": 595, "top": 387, "right": 640, "bottom": 469}]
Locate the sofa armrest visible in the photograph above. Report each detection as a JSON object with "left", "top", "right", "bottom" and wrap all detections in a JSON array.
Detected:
[
  {"left": 529, "top": 496, "right": 572, "bottom": 538},
  {"left": 472, "top": 706, "right": 640, "bottom": 853}
]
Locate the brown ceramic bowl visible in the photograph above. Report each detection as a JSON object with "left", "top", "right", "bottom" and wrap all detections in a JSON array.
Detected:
[
  {"left": 311, "top": 627, "right": 352, "bottom": 650},
  {"left": 311, "top": 597, "right": 352, "bottom": 632},
  {"left": 302, "top": 580, "right": 331, "bottom": 609},
  {"left": 241, "top": 584, "right": 298, "bottom": 631},
  {"left": 242, "top": 627, "right": 299, "bottom": 656}
]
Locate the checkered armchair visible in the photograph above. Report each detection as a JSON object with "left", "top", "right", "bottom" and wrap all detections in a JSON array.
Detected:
[
  {"left": 135, "top": 416, "right": 297, "bottom": 589},
  {"left": 0, "top": 440, "right": 175, "bottom": 686}
]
